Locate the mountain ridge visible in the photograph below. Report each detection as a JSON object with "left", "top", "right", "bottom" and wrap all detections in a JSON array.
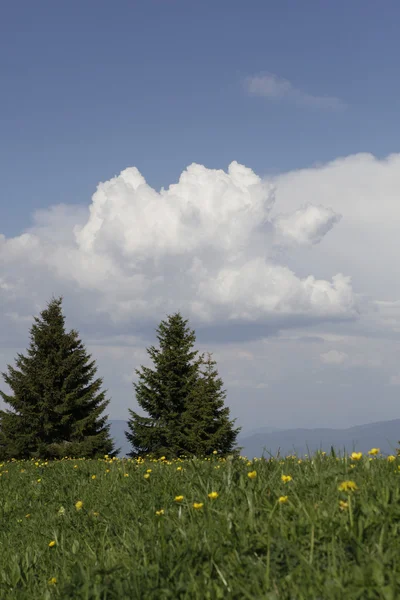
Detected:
[{"left": 108, "top": 418, "right": 400, "bottom": 459}]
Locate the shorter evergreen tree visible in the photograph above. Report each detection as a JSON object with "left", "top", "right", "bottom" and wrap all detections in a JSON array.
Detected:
[
  {"left": 125, "top": 312, "right": 242, "bottom": 459},
  {"left": 0, "top": 296, "right": 119, "bottom": 461},
  {"left": 181, "top": 352, "right": 242, "bottom": 457}
]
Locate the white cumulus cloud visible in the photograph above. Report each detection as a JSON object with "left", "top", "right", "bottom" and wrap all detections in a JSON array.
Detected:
[{"left": 0, "top": 161, "right": 355, "bottom": 332}]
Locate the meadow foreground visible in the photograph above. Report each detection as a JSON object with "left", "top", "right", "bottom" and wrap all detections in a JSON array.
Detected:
[{"left": 1, "top": 450, "right": 400, "bottom": 599}]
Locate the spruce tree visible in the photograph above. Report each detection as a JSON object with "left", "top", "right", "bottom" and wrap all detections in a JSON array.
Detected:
[
  {"left": 0, "top": 296, "right": 119, "bottom": 461},
  {"left": 181, "top": 352, "right": 242, "bottom": 457},
  {"left": 125, "top": 312, "right": 241, "bottom": 459}
]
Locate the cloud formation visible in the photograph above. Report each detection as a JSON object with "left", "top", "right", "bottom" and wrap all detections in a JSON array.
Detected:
[
  {"left": 0, "top": 161, "right": 355, "bottom": 336},
  {"left": 245, "top": 72, "right": 346, "bottom": 110}
]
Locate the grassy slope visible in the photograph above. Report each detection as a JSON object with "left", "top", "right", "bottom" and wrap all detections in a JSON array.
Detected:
[{"left": 1, "top": 451, "right": 400, "bottom": 599}]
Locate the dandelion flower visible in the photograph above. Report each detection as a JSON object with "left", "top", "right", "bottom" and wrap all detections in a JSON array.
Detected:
[
  {"left": 338, "top": 480, "right": 358, "bottom": 492},
  {"left": 48, "top": 577, "right": 57, "bottom": 585},
  {"left": 278, "top": 496, "right": 288, "bottom": 503},
  {"left": 281, "top": 475, "right": 293, "bottom": 483},
  {"left": 208, "top": 491, "right": 219, "bottom": 500},
  {"left": 37, "top": 478, "right": 41, "bottom": 483},
  {"left": 124, "top": 473, "right": 129, "bottom": 477},
  {"left": 160, "top": 456, "right": 166, "bottom": 461},
  {"left": 213, "top": 450, "right": 218, "bottom": 455},
  {"left": 193, "top": 502, "right": 203, "bottom": 509},
  {"left": 351, "top": 452, "right": 362, "bottom": 461},
  {"left": 91, "top": 475, "right": 96, "bottom": 480},
  {"left": 174, "top": 495, "right": 184, "bottom": 502},
  {"left": 339, "top": 500, "right": 348, "bottom": 510},
  {"left": 368, "top": 448, "right": 380, "bottom": 455},
  {"left": 144, "top": 473, "right": 150, "bottom": 479},
  {"left": 75, "top": 501, "right": 83, "bottom": 511},
  {"left": 176, "top": 466, "right": 183, "bottom": 471},
  {"left": 387, "top": 455, "right": 396, "bottom": 462},
  {"left": 247, "top": 470, "right": 257, "bottom": 479},
  {"left": 155, "top": 509, "right": 165, "bottom": 516},
  {"left": 48, "top": 540, "right": 56, "bottom": 548}
]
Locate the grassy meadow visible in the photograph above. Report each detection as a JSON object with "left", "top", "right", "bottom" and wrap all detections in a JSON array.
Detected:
[{"left": 1, "top": 449, "right": 400, "bottom": 599}]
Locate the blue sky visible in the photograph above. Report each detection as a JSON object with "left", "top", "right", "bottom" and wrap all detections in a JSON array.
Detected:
[
  {"left": 1, "top": 1, "right": 400, "bottom": 432},
  {"left": 2, "top": 0, "right": 400, "bottom": 236}
]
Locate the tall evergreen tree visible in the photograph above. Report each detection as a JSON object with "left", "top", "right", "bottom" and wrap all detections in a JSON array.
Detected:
[
  {"left": 181, "top": 352, "right": 242, "bottom": 457},
  {"left": 125, "top": 312, "right": 241, "bottom": 459},
  {"left": 0, "top": 296, "right": 119, "bottom": 461}
]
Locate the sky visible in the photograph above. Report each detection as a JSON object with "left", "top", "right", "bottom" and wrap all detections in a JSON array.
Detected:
[{"left": 1, "top": 0, "right": 400, "bottom": 435}]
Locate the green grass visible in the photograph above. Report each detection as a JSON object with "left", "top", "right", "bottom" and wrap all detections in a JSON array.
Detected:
[{"left": 1, "top": 450, "right": 400, "bottom": 599}]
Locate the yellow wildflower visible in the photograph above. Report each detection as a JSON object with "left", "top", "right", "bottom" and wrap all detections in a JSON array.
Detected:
[
  {"left": 213, "top": 450, "right": 218, "bottom": 455},
  {"left": 75, "top": 500, "right": 83, "bottom": 511},
  {"left": 144, "top": 473, "right": 150, "bottom": 479},
  {"left": 174, "top": 495, "right": 184, "bottom": 502},
  {"left": 146, "top": 469, "right": 152, "bottom": 473},
  {"left": 92, "top": 511, "right": 99, "bottom": 517},
  {"left": 48, "top": 540, "right": 56, "bottom": 548},
  {"left": 208, "top": 491, "right": 219, "bottom": 500},
  {"left": 124, "top": 473, "right": 129, "bottom": 477},
  {"left": 91, "top": 475, "right": 96, "bottom": 480},
  {"left": 281, "top": 475, "right": 293, "bottom": 483},
  {"left": 338, "top": 480, "right": 358, "bottom": 492},
  {"left": 160, "top": 456, "right": 166, "bottom": 461},
  {"left": 37, "top": 478, "right": 41, "bottom": 483},
  {"left": 247, "top": 470, "right": 257, "bottom": 479},
  {"left": 339, "top": 500, "right": 348, "bottom": 511},
  {"left": 25, "top": 514, "right": 31, "bottom": 519},
  {"left": 278, "top": 496, "right": 288, "bottom": 503},
  {"left": 368, "top": 448, "right": 380, "bottom": 455},
  {"left": 193, "top": 502, "right": 203, "bottom": 509},
  {"left": 48, "top": 577, "right": 57, "bottom": 585},
  {"left": 176, "top": 466, "right": 183, "bottom": 471},
  {"left": 155, "top": 509, "right": 165, "bottom": 516},
  {"left": 351, "top": 452, "right": 362, "bottom": 461},
  {"left": 387, "top": 455, "right": 396, "bottom": 462}
]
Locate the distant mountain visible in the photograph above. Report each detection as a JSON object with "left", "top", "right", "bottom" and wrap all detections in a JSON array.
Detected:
[
  {"left": 237, "top": 419, "right": 400, "bottom": 459},
  {"left": 108, "top": 418, "right": 400, "bottom": 459},
  {"left": 241, "top": 425, "right": 283, "bottom": 437}
]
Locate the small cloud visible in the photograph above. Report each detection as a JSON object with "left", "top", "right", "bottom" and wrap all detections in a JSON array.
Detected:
[
  {"left": 237, "top": 351, "right": 254, "bottom": 360},
  {"left": 296, "top": 336, "right": 325, "bottom": 344},
  {"left": 245, "top": 72, "right": 346, "bottom": 111},
  {"left": 388, "top": 374, "right": 400, "bottom": 386},
  {"left": 320, "top": 350, "right": 348, "bottom": 365}
]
